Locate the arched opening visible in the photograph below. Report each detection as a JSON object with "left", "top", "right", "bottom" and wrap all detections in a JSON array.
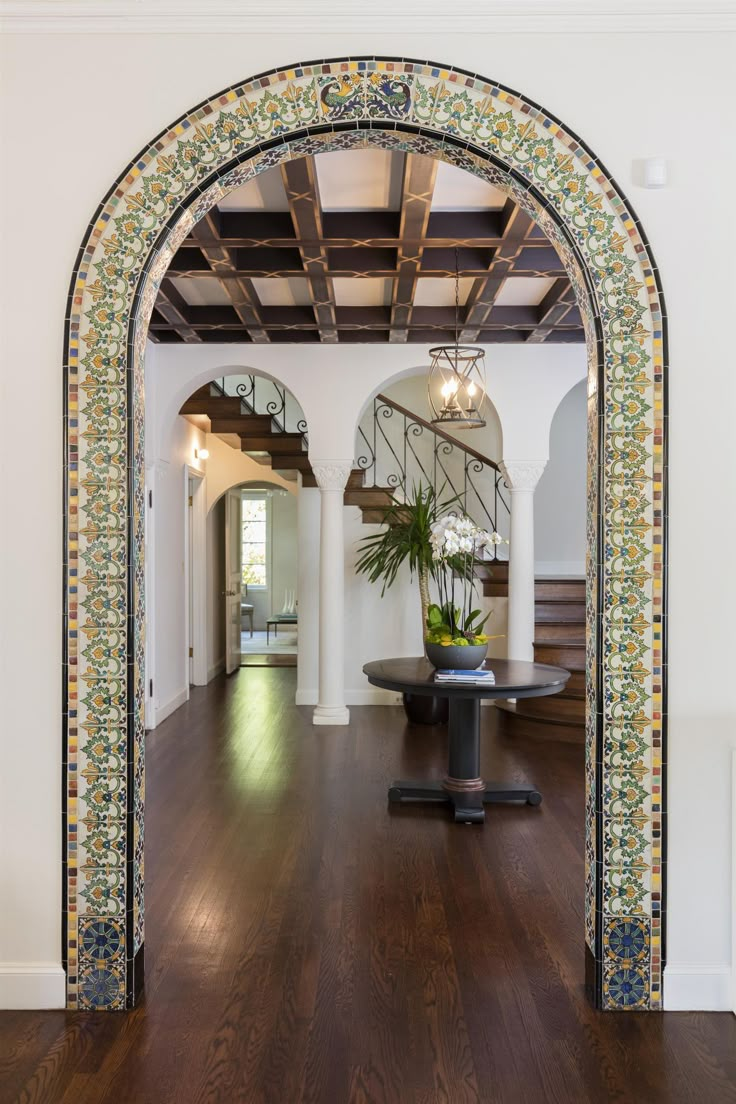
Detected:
[
  {"left": 64, "top": 58, "right": 666, "bottom": 1013},
  {"left": 146, "top": 368, "right": 305, "bottom": 707},
  {"left": 213, "top": 479, "right": 298, "bottom": 664}
]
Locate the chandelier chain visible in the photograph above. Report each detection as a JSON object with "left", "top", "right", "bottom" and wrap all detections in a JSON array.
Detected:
[{"left": 454, "top": 245, "right": 460, "bottom": 347}]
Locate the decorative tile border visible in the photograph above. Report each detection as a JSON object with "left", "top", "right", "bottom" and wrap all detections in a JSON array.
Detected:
[{"left": 63, "top": 57, "right": 667, "bottom": 1010}]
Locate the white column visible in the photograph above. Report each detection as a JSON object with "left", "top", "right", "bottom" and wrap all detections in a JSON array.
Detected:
[
  {"left": 499, "top": 460, "right": 546, "bottom": 663},
  {"left": 295, "top": 481, "right": 320, "bottom": 707},
  {"left": 312, "top": 460, "right": 352, "bottom": 726}
]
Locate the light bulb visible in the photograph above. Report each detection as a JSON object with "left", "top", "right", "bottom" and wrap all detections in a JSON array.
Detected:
[{"left": 467, "top": 382, "right": 477, "bottom": 398}]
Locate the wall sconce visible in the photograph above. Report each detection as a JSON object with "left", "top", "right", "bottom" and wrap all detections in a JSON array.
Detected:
[{"left": 194, "top": 447, "right": 209, "bottom": 461}]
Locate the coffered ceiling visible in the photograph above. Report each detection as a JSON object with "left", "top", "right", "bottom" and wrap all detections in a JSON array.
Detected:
[{"left": 149, "top": 149, "right": 584, "bottom": 346}]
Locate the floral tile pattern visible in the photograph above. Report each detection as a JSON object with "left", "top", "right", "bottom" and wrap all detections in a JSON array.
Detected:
[{"left": 63, "top": 57, "right": 666, "bottom": 1011}]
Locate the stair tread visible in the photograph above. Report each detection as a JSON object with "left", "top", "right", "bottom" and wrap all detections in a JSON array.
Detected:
[
  {"left": 494, "top": 700, "right": 584, "bottom": 743},
  {"left": 536, "top": 578, "right": 587, "bottom": 587},
  {"left": 535, "top": 619, "right": 586, "bottom": 625},
  {"left": 495, "top": 700, "right": 584, "bottom": 725},
  {"left": 517, "top": 694, "right": 585, "bottom": 718},
  {"left": 536, "top": 596, "right": 586, "bottom": 603}
]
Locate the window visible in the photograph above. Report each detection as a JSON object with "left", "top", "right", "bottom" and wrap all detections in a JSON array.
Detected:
[{"left": 242, "top": 496, "right": 268, "bottom": 587}]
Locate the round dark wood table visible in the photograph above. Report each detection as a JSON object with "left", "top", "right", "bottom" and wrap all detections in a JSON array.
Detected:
[{"left": 363, "top": 657, "right": 571, "bottom": 824}]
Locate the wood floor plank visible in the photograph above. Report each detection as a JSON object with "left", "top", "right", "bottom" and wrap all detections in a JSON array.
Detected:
[{"left": 2, "top": 668, "right": 735, "bottom": 1104}]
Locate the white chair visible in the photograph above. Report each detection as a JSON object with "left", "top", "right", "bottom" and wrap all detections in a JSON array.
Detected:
[
  {"left": 280, "top": 589, "right": 296, "bottom": 615},
  {"left": 241, "top": 583, "right": 254, "bottom": 637}
]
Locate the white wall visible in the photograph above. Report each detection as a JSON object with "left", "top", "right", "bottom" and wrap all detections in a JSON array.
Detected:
[
  {"left": 144, "top": 349, "right": 299, "bottom": 726},
  {"left": 271, "top": 490, "right": 298, "bottom": 617},
  {"left": 376, "top": 368, "right": 588, "bottom": 574},
  {"left": 1, "top": 16, "right": 734, "bottom": 1008},
  {"left": 380, "top": 373, "right": 504, "bottom": 460},
  {"left": 534, "top": 380, "right": 587, "bottom": 576},
  {"left": 375, "top": 374, "right": 507, "bottom": 540},
  {"left": 148, "top": 343, "right": 585, "bottom": 470},
  {"left": 151, "top": 347, "right": 571, "bottom": 704},
  {"left": 148, "top": 415, "right": 207, "bottom": 724},
  {"left": 295, "top": 489, "right": 508, "bottom": 707},
  {"left": 207, "top": 495, "right": 226, "bottom": 679}
]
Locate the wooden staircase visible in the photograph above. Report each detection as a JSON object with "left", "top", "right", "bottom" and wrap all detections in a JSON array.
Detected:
[
  {"left": 478, "top": 567, "right": 586, "bottom": 743},
  {"left": 180, "top": 384, "right": 394, "bottom": 517}
]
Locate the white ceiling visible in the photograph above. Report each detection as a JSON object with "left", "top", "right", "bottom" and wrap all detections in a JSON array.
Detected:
[
  {"left": 216, "top": 151, "right": 509, "bottom": 216},
  {"left": 168, "top": 151, "right": 556, "bottom": 314},
  {"left": 218, "top": 171, "right": 290, "bottom": 212},
  {"left": 332, "top": 277, "right": 392, "bottom": 307},
  {"left": 413, "top": 277, "right": 475, "bottom": 308},
  {"left": 170, "top": 276, "right": 232, "bottom": 306},
  {"left": 250, "top": 277, "right": 313, "bottom": 307},
  {"left": 8, "top": 2, "right": 728, "bottom": 35},
  {"left": 430, "top": 161, "right": 507, "bottom": 211},
  {"left": 315, "top": 149, "right": 405, "bottom": 211},
  {"left": 494, "top": 276, "right": 556, "bottom": 306}
]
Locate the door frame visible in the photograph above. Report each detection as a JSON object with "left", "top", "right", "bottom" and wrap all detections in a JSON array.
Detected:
[
  {"left": 224, "top": 484, "right": 243, "bottom": 675},
  {"left": 184, "top": 466, "right": 207, "bottom": 690}
]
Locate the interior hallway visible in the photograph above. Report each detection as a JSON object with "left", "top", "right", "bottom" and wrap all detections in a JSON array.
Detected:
[{"left": 1, "top": 670, "right": 734, "bottom": 1104}]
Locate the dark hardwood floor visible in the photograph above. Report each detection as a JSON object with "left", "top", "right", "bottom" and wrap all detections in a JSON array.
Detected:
[
  {"left": 240, "top": 653, "right": 297, "bottom": 667},
  {"left": 2, "top": 669, "right": 734, "bottom": 1104}
]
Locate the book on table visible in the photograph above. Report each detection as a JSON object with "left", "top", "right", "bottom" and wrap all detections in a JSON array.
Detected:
[{"left": 434, "top": 669, "right": 496, "bottom": 685}]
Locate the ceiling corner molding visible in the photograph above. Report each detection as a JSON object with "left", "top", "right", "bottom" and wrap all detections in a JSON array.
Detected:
[{"left": 2, "top": 1, "right": 736, "bottom": 35}]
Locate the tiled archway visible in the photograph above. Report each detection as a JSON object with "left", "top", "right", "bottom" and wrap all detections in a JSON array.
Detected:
[{"left": 64, "top": 58, "right": 666, "bottom": 1011}]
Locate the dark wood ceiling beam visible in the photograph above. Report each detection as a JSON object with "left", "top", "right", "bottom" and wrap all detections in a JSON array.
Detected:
[
  {"left": 150, "top": 304, "right": 548, "bottom": 330},
  {"left": 281, "top": 157, "right": 338, "bottom": 343},
  {"left": 526, "top": 278, "right": 577, "bottom": 344},
  {"left": 149, "top": 324, "right": 585, "bottom": 344},
  {"left": 166, "top": 264, "right": 567, "bottom": 280},
  {"left": 390, "top": 155, "right": 438, "bottom": 344},
  {"left": 154, "top": 279, "right": 202, "bottom": 343},
  {"left": 177, "top": 234, "right": 551, "bottom": 250},
  {"left": 459, "top": 200, "right": 536, "bottom": 342},
  {"left": 189, "top": 209, "right": 269, "bottom": 342}
]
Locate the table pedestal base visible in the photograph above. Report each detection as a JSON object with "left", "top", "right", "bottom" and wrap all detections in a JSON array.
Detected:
[
  {"left": 388, "top": 696, "right": 542, "bottom": 823},
  {"left": 387, "top": 780, "right": 542, "bottom": 823}
]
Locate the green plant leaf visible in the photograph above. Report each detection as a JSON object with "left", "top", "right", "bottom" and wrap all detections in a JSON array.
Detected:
[{"left": 427, "top": 604, "right": 443, "bottom": 626}]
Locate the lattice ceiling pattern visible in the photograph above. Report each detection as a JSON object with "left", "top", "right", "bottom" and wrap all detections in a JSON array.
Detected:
[{"left": 150, "top": 149, "right": 584, "bottom": 345}]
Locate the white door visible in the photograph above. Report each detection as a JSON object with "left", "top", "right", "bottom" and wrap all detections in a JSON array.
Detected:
[{"left": 224, "top": 487, "right": 242, "bottom": 674}]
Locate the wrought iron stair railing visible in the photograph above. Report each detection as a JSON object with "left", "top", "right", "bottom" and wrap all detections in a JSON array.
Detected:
[
  {"left": 214, "top": 374, "right": 308, "bottom": 443},
  {"left": 356, "top": 393, "right": 510, "bottom": 552}
]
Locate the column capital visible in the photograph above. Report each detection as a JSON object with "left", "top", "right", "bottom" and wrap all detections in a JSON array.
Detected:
[
  {"left": 500, "top": 459, "right": 547, "bottom": 491},
  {"left": 311, "top": 460, "right": 353, "bottom": 491}
]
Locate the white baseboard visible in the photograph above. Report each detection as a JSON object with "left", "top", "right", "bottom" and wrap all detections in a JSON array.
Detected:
[
  {"left": 207, "top": 658, "right": 225, "bottom": 683},
  {"left": 296, "top": 688, "right": 401, "bottom": 707},
  {"left": 296, "top": 689, "right": 496, "bottom": 708},
  {"left": 346, "top": 688, "right": 402, "bottom": 706},
  {"left": 663, "top": 964, "right": 733, "bottom": 1011},
  {"left": 150, "top": 686, "right": 189, "bottom": 728},
  {"left": 0, "top": 963, "right": 66, "bottom": 1009},
  {"left": 534, "top": 560, "right": 585, "bottom": 577}
]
